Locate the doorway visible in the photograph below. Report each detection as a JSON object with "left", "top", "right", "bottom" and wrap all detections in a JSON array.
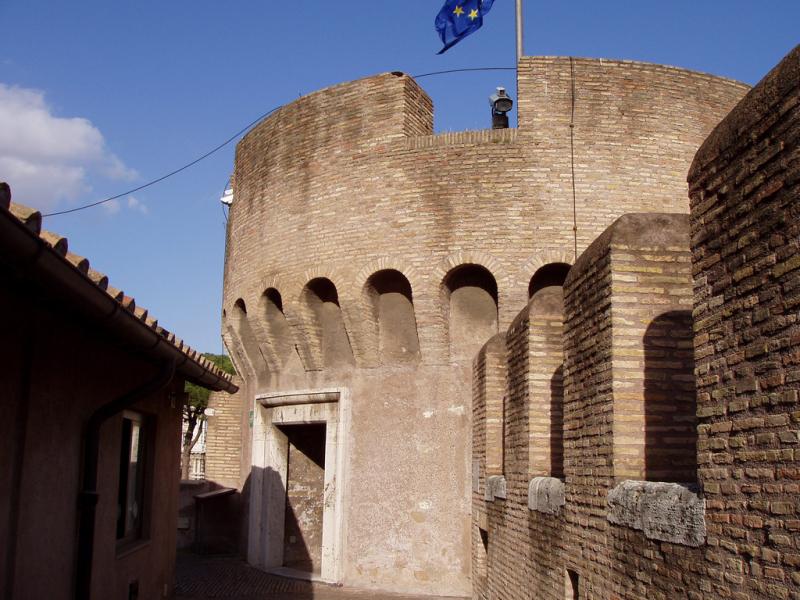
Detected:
[
  {"left": 279, "top": 423, "right": 327, "bottom": 574},
  {"left": 248, "top": 389, "right": 348, "bottom": 584}
]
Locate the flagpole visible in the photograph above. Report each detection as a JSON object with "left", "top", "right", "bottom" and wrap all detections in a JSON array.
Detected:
[{"left": 515, "top": 0, "right": 524, "bottom": 64}]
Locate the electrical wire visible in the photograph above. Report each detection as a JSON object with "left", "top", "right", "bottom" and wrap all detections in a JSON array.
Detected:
[
  {"left": 42, "top": 66, "right": 515, "bottom": 218},
  {"left": 42, "top": 107, "right": 282, "bottom": 217},
  {"left": 412, "top": 66, "right": 515, "bottom": 79},
  {"left": 569, "top": 57, "right": 578, "bottom": 261}
]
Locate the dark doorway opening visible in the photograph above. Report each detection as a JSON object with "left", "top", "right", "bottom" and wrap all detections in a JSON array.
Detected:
[{"left": 279, "top": 423, "right": 327, "bottom": 574}]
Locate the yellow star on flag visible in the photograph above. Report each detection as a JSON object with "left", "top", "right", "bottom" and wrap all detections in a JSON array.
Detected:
[
  {"left": 453, "top": 5, "right": 464, "bottom": 17},
  {"left": 468, "top": 8, "right": 479, "bottom": 20}
]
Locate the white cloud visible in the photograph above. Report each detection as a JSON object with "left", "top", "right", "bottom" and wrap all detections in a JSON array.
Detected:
[
  {"left": 102, "top": 199, "right": 121, "bottom": 215},
  {"left": 0, "top": 83, "right": 137, "bottom": 211},
  {"left": 127, "top": 195, "right": 148, "bottom": 215},
  {"left": 100, "top": 195, "right": 149, "bottom": 219}
]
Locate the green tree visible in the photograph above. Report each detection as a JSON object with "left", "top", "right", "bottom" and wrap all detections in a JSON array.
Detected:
[{"left": 181, "top": 353, "right": 235, "bottom": 480}]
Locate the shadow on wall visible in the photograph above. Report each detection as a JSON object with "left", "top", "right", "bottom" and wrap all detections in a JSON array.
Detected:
[
  {"left": 278, "top": 423, "right": 326, "bottom": 575},
  {"left": 303, "top": 277, "right": 355, "bottom": 369},
  {"left": 550, "top": 364, "right": 564, "bottom": 480},
  {"left": 444, "top": 264, "right": 498, "bottom": 361},
  {"left": 190, "top": 481, "right": 244, "bottom": 556},
  {"left": 260, "top": 288, "right": 305, "bottom": 376},
  {"left": 180, "top": 467, "right": 315, "bottom": 573},
  {"left": 529, "top": 263, "right": 571, "bottom": 299},
  {"left": 175, "top": 470, "right": 318, "bottom": 599},
  {"left": 365, "top": 269, "right": 421, "bottom": 365},
  {"left": 643, "top": 310, "right": 697, "bottom": 484}
]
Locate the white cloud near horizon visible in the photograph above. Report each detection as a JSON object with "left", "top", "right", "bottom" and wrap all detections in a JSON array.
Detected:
[{"left": 0, "top": 83, "right": 137, "bottom": 211}]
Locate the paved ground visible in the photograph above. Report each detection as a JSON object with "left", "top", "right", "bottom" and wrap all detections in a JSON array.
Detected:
[{"left": 175, "top": 554, "right": 467, "bottom": 600}]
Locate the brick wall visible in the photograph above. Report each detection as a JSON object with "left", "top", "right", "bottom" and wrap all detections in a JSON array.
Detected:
[
  {"left": 471, "top": 340, "right": 490, "bottom": 598},
  {"left": 689, "top": 45, "right": 800, "bottom": 600},
  {"left": 518, "top": 287, "right": 565, "bottom": 479},
  {"left": 205, "top": 382, "right": 244, "bottom": 489},
  {"left": 467, "top": 46, "right": 800, "bottom": 600},
  {"left": 216, "top": 57, "right": 748, "bottom": 594},
  {"left": 224, "top": 61, "right": 746, "bottom": 369},
  {"left": 562, "top": 220, "right": 616, "bottom": 591},
  {"left": 473, "top": 288, "right": 567, "bottom": 600},
  {"left": 475, "top": 214, "right": 707, "bottom": 599}
]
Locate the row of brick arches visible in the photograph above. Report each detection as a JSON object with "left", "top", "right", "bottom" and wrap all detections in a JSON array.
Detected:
[{"left": 223, "top": 263, "right": 572, "bottom": 378}]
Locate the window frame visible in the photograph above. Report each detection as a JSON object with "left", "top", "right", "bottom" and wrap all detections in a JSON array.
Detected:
[{"left": 116, "top": 410, "right": 155, "bottom": 551}]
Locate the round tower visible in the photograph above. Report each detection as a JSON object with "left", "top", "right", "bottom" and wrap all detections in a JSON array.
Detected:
[{"left": 215, "top": 57, "right": 747, "bottom": 595}]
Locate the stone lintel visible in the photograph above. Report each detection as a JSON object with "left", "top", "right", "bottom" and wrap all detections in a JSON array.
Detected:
[{"left": 256, "top": 389, "right": 341, "bottom": 407}]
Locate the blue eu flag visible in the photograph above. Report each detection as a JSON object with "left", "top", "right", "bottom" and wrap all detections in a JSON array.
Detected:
[{"left": 435, "top": 0, "right": 496, "bottom": 54}]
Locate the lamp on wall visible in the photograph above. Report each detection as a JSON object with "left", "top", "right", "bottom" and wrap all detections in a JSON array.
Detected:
[
  {"left": 489, "top": 87, "right": 513, "bottom": 130},
  {"left": 220, "top": 178, "right": 234, "bottom": 206}
]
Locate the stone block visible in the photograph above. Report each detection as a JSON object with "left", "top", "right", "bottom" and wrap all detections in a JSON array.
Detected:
[
  {"left": 607, "top": 480, "right": 706, "bottom": 547},
  {"left": 484, "top": 475, "right": 507, "bottom": 501},
  {"left": 527, "top": 477, "right": 565, "bottom": 515}
]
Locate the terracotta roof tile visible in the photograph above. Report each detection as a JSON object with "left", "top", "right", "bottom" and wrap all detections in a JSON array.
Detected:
[
  {"left": 121, "top": 295, "right": 136, "bottom": 312},
  {"left": 9, "top": 204, "right": 42, "bottom": 234},
  {"left": 40, "top": 230, "right": 68, "bottom": 256},
  {"left": 0, "top": 186, "right": 235, "bottom": 390},
  {"left": 87, "top": 268, "right": 109, "bottom": 290},
  {"left": 106, "top": 285, "right": 125, "bottom": 302},
  {"left": 0, "top": 183, "right": 10, "bottom": 210},
  {"left": 66, "top": 252, "right": 90, "bottom": 275}
]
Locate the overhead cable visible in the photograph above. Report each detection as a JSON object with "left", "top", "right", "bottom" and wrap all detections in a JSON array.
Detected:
[{"left": 43, "top": 67, "right": 515, "bottom": 217}]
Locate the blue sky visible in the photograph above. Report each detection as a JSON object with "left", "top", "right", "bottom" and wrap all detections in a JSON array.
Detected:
[{"left": 1, "top": 1, "right": 797, "bottom": 353}]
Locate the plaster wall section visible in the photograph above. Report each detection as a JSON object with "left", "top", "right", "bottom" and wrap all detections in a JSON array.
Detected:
[
  {"left": 342, "top": 365, "right": 471, "bottom": 594},
  {"left": 1, "top": 282, "right": 183, "bottom": 600},
  {"left": 689, "top": 44, "right": 800, "bottom": 600},
  {"left": 220, "top": 60, "right": 749, "bottom": 596}
]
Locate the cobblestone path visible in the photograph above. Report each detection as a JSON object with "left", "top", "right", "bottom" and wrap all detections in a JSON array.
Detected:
[{"left": 175, "top": 554, "right": 467, "bottom": 600}]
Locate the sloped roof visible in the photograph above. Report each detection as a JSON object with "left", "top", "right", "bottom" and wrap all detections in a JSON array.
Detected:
[{"left": 0, "top": 183, "right": 237, "bottom": 393}]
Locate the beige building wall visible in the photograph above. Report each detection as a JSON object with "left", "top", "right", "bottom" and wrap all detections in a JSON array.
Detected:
[{"left": 216, "top": 56, "right": 747, "bottom": 595}]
